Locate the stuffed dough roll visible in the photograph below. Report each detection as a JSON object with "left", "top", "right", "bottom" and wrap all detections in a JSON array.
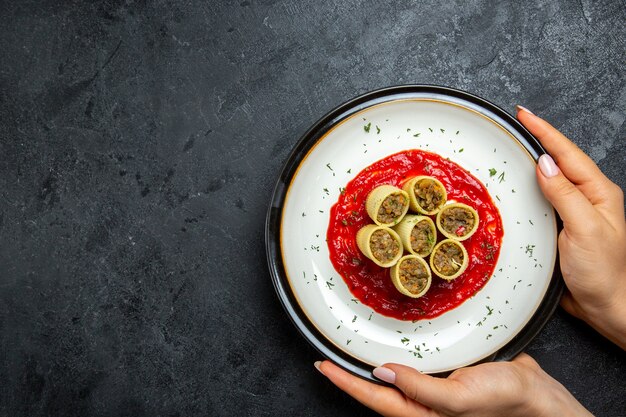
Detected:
[
  {"left": 365, "top": 185, "right": 410, "bottom": 227},
  {"left": 436, "top": 203, "right": 479, "bottom": 241},
  {"left": 390, "top": 255, "right": 432, "bottom": 298},
  {"left": 429, "top": 239, "right": 469, "bottom": 280},
  {"left": 402, "top": 176, "right": 447, "bottom": 215},
  {"left": 356, "top": 224, "right": 403, "bottom": 268},
  {"left": 393, "top": 214, "right": 437, "bottom": 257}
]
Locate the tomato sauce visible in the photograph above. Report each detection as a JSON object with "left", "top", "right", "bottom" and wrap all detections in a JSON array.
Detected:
[{"left": 327, "top": 150, "right": 503, "bottom": 320}]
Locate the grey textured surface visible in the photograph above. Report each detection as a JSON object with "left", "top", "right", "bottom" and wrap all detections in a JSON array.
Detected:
[{"left": 0, "top": 1, "right": 624, "bottom": 416}]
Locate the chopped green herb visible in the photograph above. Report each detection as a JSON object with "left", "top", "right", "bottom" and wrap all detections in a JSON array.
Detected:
[
  {"left": 400, "top": 337, "right": 410, "bottom": 345},
  {"left": 376, "top": 125, "right": 381, "bottom": 134},
  {"left": 428, "top": 128, "right": 433, "bottom": 132},
  {"left": 347, "top": 168, "right": 352, "bottom": 174},
  {"left": 456, "top": 130, "right": 460, "bottom": 135},
  {"left": 489, "top": 168, "right": 497, "bottom": 177},
  {"left": 326, "top": 163, "right": 333, "bottom": 171},
  {"left": 440, "top": 128, "right": 445, "bottom": 133},
  {"left": 352, "top": 315, "right": 357, "bottom": 323},
  {"left": 364, "top": 122, "right": 371, "bottom": 133},
  {"left": 413, "top": 132, "right": 420, "bottom": 137},
  {"left": 498, "top": 171, "right": 505, "bottom": 183},
  {"left": 459, "top": 148, "right": 464, "bottom": 153}
]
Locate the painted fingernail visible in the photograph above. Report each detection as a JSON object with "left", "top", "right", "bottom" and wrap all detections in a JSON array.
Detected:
[
  {"left": 516, "top": 105, "right": 534, "bottom": 115},
  {"left": 538, "top": 154, "right": 559, "bottom": 178},
  {"left": 373, "top": 366, "right": 396, "bottom": 384},
  {"left": 314, "top": 361, "right": 324, "bottom": 375}
]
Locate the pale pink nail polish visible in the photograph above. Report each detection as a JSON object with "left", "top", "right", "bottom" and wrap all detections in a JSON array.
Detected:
[
  {"left": 538, "top": 154, "right": 559, "bottom": 178},
  {"left": 314, "top": 361, "right": 324, "bottom": 375},
  {"left": 516, "top": 105, "right": 534, "bottom": 115},
  {"left": 373, "top": 366, "right": 396, "bottom": 383}
]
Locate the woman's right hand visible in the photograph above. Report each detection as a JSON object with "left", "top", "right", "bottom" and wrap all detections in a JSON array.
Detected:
[{"left": 517, "top": 106, "right": 626, "bottom": 349}]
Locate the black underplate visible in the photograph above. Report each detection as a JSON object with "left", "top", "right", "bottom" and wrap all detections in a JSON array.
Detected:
[{"left": 265, "top": 85, "right": 564, "bottom": 382}]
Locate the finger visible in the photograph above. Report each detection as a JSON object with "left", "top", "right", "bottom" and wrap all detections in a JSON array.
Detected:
[
  {"left": 316, "top": 361, "right": 433, "bottom": 417},
  {"left": 516, "top": 106, "right": 616, "bottom": 207},
  {"left": 535, "top": 158, "right": 599, "bottom": 236},
  {"left": 520, "top": 107, "right": 625, "bottom": 236},
  {"left": 377, "top": 363, "right": 462, "bottom": 413}
]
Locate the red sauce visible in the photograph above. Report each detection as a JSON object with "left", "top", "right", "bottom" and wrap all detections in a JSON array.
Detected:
[{"left": 327, "top": 150, "right": 503, "bottom": 321}]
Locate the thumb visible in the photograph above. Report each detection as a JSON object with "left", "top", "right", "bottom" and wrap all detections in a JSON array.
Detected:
[
  {"left": 373, "top": 364, "right": 460, "bottom": 411},
  {"left": 536, "top": 154, "right": 597, "bottom": 235}
]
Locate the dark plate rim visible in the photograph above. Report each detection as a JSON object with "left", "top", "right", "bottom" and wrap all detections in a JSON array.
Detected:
[{"left": 265, "top": 84, "right": 564, "bottom": 383}]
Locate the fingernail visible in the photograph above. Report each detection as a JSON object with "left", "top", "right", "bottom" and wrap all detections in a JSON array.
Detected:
[
  {"left": 516, "top": 105, "right": 534, "bottom": 115},
  {"left": 538, "top": 154, "right": 559, "bottom": 178},
  {"left": 314, "top": 361, "right": 324, "bottom": 375},
  {"left": 373, "top": 366, "right": 396, "bottom": 384}
]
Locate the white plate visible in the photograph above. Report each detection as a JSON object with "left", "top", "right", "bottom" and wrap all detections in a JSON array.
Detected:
[{"left": 267, "top": 86, "right": 561, "bottom": 378}]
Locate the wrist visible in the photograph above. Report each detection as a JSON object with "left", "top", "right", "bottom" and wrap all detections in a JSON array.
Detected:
[
  {"left": 529, "top": 380, "right": 593, "bottom": 417},
  {"left": 583, "top": 274, "right": 626, "bottom": 350},
  {"left": 586, "top": 301, "right": 626, "bottom": 350}
]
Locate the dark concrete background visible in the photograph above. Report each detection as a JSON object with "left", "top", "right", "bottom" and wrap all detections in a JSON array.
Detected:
[{"left": 1, "top": 0, "right": 624, "bottom": 416}]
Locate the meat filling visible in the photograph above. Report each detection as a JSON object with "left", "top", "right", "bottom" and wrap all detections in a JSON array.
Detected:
[
  {"left": 414, "top": 179, "right": 445, "bottom": 212},
  {"left": 398, "top": 258, "right": 429, "bottom": 294},
  {"left": 432, "top": 242, "right": 465, "bottom": 276},
  {"left": 441, "top": 207, "right": 475, "bottom": 237},
  {"left": 410, "top": 221, "right": 434, "bottom": 254},
  {"left": 369, "top": 229, "right": 400, "bottom": 264},
  {"left": 377, "top": 193, "right": 407, "bottom": 224}
]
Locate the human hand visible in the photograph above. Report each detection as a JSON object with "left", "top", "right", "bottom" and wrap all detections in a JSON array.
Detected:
[
  {"left": 315, "top": 353, "right": 592, "bottom": 416},
  {"left": 517, "top": 106, "right": 626, "bottom": 349}
]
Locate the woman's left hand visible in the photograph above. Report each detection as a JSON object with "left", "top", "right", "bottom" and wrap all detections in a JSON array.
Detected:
[{"left": 315, "top": 353, "right": 592, "bottom": 417}]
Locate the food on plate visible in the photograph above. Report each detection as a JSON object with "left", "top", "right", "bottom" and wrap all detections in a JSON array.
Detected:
[
  {"left": 393, "top": 214, "right": 437, "bottom": 257},
  {"left": 356, "top": 224, "right": 403, "bottom": 267},
  {"left": 390, "top": 255, "right": 432, "bottom": 298},
  {"left": 403, "top": 176, "right": 447, "bottom": 215},
  {"left": 436, "top": 203, "right": 479, "bottom": 241},
  {"left": 328, "top": 149, "right": 503, "bottom": 320},
  {"left": 365, "top": 185, "right": 410, "bottom": 226},
  {"left": 430, "top": 239, "right": 469, "bottom": 280}
]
